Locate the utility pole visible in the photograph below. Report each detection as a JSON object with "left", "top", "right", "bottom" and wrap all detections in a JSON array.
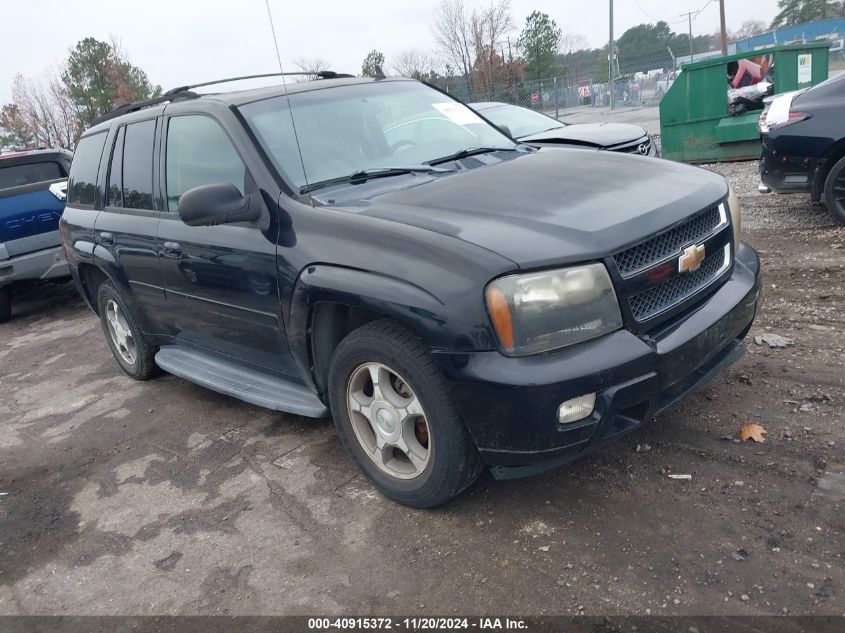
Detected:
[
  {"left": 719, "top": 0, "right": 728, "bottom": 55},
  {"left": 680, "top": 10, "right": 696, "bottom": 62},
  {"left": 609, "top": 0, "right": 615, "bottom": 110}
]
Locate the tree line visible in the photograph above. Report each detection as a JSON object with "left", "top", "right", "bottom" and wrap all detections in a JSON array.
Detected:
[
  {"left": 1, "top": 38, "right": 159, "bottom": 151},
  {"left": 4, "top": 0, "right": 843, "bottom": 151}
]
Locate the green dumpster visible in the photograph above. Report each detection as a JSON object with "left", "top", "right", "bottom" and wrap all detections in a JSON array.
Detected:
[{"left": 660, "top": 42, "right": 830, "bottom": 163}]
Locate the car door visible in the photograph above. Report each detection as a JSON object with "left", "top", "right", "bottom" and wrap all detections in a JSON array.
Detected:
[
  {"left": 156, "top": 113, "right": 295, "bottom": 373},
  {"left": 93, "top": 119, "right": 168, "bottom": 332}
]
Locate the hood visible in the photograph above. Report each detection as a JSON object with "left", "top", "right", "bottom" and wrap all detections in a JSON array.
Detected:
[
  {"left": 319, "top": 148, "right": 728, "bottom": 269},
  {"left": 519, "top": 122, "right": 647, "bottom": 148}
]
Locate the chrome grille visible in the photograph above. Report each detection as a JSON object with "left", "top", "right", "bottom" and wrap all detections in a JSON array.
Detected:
[
  {"left": 629, "top": 246, "right": 728, "bottom": 322},
  {"left": 613, "top": 207, "right": 723, "bottom": 277}
]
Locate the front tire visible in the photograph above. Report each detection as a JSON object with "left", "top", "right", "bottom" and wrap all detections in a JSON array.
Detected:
[
  {"left": 823, "top": 155, "right": 845, "bottom": 224},
  {"left": 96, "top": 280, "right": 159, "bottom": 380},
  {"left": 328, "top": 320, "right": 483, "bottom": 508}
]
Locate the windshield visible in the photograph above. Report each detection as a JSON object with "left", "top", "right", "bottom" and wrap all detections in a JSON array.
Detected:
[
  {"left": 240, "top": 81, "right": 516, "bottom": 191},
  {"left": 475, "top": 104, "right": 564, "bottom": 139}
]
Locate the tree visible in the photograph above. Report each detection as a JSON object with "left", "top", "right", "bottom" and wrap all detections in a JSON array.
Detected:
[
  {"left": 1, "top": 72, "right": 78, "bottom": 150},
  {"left": 431, "top": 0, "right": 512, "bottom": 93},
  {"left": 469, "top": 0, "right": 513, "bottom": 92},
  {"left": 560, "top": 33, "right": 588, "bottom": 56},
  {"left": 771, "top": 0, "right": 841, "bottom": 28},
  {"left": 733, "top": 20, "right": 768, "bottom": 40},
  {"left": 518, "top": 11, "right": 561, "bottom": 79},
  {"left": 392, "top": 50, "right": 438, "bottom": 80},
  {"left": 361, "top": 50, "right": 386, "bottom": 77},
  {"left": 293, "top": 56, "right": 329, "bottom": 81},
  {"left": 63, "top": 37, "right": 160, "bottom": 128},
  {"left": 432, "top": 0, "right": 476, "bottom": 90}
]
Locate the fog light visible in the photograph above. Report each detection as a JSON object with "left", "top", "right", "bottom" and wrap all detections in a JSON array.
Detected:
[{"left": 557, "top": 393, "right": 596, "bottom": 424}]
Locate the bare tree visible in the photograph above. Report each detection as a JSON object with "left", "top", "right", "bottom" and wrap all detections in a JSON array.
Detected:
[
  {"left": 470, "top": 0, "right": 513, "bottom": 92},
  {"left": 292, "top": 56, "right": 330, "bottom": 82},
  {"left": 1, "top": 71, "right": 79, "bottom": 150},
  {"left": 392, "top": 50, "right": 437, "bottom": 79},
  {"left": 431, "top": 0, "right": 476, "bottom": 90},
  {"left": 560, "top": 33, "right": 588, "bottom": 56},
  {"left": 733, "top": 20, "right": 767, "bottom": 40}
]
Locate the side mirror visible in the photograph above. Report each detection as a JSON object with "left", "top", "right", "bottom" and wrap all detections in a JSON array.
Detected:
[
  {"left": 177, "top": 183, "right": 260, "bottom": 227},
  {"left": 497, "top": 124, "right": 514, "bottom": 138}
]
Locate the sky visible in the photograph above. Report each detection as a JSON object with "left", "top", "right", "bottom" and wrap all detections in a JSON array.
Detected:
[{"left": 2, "top": 0, "right": 781, "bottom": 105}]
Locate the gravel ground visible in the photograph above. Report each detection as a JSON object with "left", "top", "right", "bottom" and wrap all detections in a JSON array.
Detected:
[
  {"left": 705, "top": 160, "right": 839, "bottom": 231},
  {"left": 0, "top": 160, "right": 842, "bottom": 617}
]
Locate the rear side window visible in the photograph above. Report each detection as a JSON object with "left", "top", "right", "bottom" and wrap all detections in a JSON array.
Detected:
[
  {"left": 122, "top": 120, "right": 156, "bottom": 210},
  {"left": 0, "top": 162, "right": 64, "bottom": 189},
  {"left": 68, "top": 132, "right": 108, "bottom": 206},
  {"left": 166, "top": 115, "right": 245, "bottom": 211},
  {"left": 106, "top": 127, "right": 126, "bottom": 207}
]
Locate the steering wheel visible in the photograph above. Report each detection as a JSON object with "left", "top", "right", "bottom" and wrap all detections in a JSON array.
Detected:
[{"left": 390, "top": 139, "right": 417, "bottom": 154}]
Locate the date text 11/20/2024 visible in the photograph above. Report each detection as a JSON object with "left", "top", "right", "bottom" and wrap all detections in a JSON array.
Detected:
[{"left": 307, "top": 617, "right": 528, "bottom": 630}]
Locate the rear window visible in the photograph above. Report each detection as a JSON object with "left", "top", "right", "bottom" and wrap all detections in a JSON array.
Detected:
[
  {"left": 0, "top": 161, "right": 64, "bottom": 189},
  {"left": 68, "top": 132, "right": 108, "bottom": 206}
]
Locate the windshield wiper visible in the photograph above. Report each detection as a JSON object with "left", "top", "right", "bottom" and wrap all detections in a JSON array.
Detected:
[
  {"left": 424, "top": 146, "right": 519, "bottom": 165},
  {"left": 301, "top": 165, "right": 453, "bottom": 194}
]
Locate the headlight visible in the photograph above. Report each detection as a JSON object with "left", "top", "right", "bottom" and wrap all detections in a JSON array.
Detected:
[
  {"left": 485, "top": 263, "right": 623, "bottom": 356},
  {"left": 727, "top": 186, "right": 742, "bottom": 252}
]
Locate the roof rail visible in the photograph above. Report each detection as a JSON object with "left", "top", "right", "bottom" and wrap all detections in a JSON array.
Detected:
[
  {"left": 91, "top": 90, "right": 199, "bottom": 126},
  {"left": 91, "top": 71, "right": 353, "bottom": 126},
  {"left": 164, "top": 70, "right": 353, "bottom": 95}
]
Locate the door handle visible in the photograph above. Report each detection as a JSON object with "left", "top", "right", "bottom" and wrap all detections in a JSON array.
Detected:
[
  {"left": 99, "top": 232, "right": 115, "bottom": 246},
  {"left": 162, "top": 241, "right": 182, "bottom": 258}
]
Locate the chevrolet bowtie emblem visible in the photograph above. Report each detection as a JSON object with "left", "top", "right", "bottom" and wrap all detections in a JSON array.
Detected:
[{"left": 679, "top": 244, "right": 706, "bottom": 273}]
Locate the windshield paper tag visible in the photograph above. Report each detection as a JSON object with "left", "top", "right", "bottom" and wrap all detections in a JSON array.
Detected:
[{"left": 433, "top": 102, "right": 484, "bottom": 125}]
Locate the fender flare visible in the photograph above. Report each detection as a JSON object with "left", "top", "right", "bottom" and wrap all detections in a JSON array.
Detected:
[{"left": 287, "top": 264, "right": 448, "bottom": 393}]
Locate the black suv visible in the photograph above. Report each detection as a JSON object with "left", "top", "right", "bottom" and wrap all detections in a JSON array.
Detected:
[{"left": 61, "top": 75, "right": 760, "bottom": 507}]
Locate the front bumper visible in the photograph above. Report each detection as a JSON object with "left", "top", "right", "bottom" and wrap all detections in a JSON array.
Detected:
[
  {"left": 0, "top": 246, "right": 69, "bottom": 286},
  {"left": 434, "top": 242, "right": 761, "bottom": 478}
]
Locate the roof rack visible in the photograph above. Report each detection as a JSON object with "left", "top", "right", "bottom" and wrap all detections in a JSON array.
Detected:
[{"left": 92, "top": 71, "right": 353, "bottom": 126}]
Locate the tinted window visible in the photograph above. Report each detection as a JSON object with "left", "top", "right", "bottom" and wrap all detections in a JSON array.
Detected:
[
  {"left": 122, "top": 120, "right": 156, "bottom": 210},
  {"left": 166, "top": 116, "right": 245, "bottom": 211},
  {"left": 0, "top": 161, "right": 64, "bottom": 189},
  {"left": 67, "top": 132, "right": 107, "bottom": 206},
  {"left": 106, "top": 126, "right": 125, "bottom": 207}
]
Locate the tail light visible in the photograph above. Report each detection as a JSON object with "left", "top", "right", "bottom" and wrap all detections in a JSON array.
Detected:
[{"left": 762, "top": 112, "right": 811, "bottom": 133}]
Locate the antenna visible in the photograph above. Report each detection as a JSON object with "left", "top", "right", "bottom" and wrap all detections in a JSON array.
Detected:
[{"left": 265, "top": 0, "right": 284, "bottom": 73}]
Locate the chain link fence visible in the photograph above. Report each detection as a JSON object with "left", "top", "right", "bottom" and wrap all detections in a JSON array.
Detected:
[
  {"left": 432, "top": 47, "right": 842, "bottom": 117},
  {"left": 432, "top": 52, "right": 678, "bottom": 116}
]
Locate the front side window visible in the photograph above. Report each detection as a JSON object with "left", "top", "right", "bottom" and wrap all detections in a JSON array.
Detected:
[
  {"left": 239, "top": 81, "right": 515, "bottom": 191},
  {"left": 165, "top": 115, "right": 246, "bottom": 212},
  {"left": 67, "top": 132, "right": 107, "bottom": 206}
]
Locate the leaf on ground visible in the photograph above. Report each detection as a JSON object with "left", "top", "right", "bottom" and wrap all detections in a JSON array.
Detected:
[{"left": 740, "top": 422, "right": 767, "bottom": 443}]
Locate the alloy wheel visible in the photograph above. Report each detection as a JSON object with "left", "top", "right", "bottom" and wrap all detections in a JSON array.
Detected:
[{"left": 346, "top": 362, "right": 431, "bottom": 480}]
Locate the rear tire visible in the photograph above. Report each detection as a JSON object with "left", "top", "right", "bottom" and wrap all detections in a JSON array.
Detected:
[
  {"left": 0, "top": 287, "right": 11, "bottom": 323},
  {"left": 328, "top": 320, "right": 483, "bottom": 508},
  {"left": 96, "top": 280, "right": 160, "bottom": 380},
  {"left": 823, "top": 155, "right": 845, "bottom": 224}
]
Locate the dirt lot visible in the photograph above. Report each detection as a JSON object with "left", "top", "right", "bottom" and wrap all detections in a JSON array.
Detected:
[{"left": 0, "top": 161, "right": 843, "bottom": 616}]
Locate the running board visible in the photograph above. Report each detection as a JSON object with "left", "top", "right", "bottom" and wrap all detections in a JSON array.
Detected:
[{"left": 154, "top": 346, "right": 329, "bottom": 418}]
